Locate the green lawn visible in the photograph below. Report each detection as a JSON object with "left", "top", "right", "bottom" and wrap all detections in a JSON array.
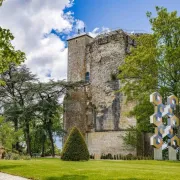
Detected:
[{"left": 0, "top": 159, "right": 179, "bottom": 180}]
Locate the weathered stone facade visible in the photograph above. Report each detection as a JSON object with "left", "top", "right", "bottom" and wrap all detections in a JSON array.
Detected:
[{"left": 64, "top": 30, "right": 137, "bottom": 157}]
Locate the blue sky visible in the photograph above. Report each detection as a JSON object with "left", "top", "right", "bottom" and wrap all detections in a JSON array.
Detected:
[{"left": 66, "top": 0, "right": 180, "bottom": 33}]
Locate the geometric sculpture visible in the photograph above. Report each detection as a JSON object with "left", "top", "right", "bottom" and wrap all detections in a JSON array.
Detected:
[
  {"left": 150, "top": 134, "right": 163, "bottom": 149},
  {"left": 171, "top": 136, "right": 180, "bottom": 149},
  {"left": 150, "top": 92, "right": 180, "bottom": 160}
]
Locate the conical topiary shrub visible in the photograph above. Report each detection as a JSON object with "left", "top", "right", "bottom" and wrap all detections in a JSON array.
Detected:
[{"left": 61, "top": 127, "right": 89, "bottom": 161}]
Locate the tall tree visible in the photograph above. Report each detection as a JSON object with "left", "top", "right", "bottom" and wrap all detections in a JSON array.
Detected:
[
  {"left": 0, "top": 65, "right": 37, "bottom": 155},
  {"left": 34, "top": 81, "right": 65, "bottom": 157},
  {"left": 119, "top": 7, "right": 180, "bottom": 145},
  {"left": 119, "top": 33, "right": 157, "bottom": 132}
]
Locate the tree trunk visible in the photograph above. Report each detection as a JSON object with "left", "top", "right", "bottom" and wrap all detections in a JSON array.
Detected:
[
  {"left": 25, "top": 121, "right": 32, "bottom": 156},
  {"left": 14, "top": 118, "right": 20, "bottom": 152},
  {"left": 47, "top": 126, "right": 55, "bottom": 157},
  {"left": 41, "top": 134, "right": 46, "bottom": 157}
]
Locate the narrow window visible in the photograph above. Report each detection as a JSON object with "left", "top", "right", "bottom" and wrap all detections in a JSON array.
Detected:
[{"left": 85, "top": 72, "right": 90, "bottom": 82}]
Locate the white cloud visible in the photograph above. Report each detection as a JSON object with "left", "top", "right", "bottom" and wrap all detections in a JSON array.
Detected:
[
  {"left": 75, "top": 19, "right": 85, "bottom": 30},
  {"left": 89, "top": 27, "right": 100, "bottom": 37},
  {"left": 0, "top": 0, "right": 110, "bottom": 82},
  {"left": 0, "top": 0, "right": 75, "bottom": 82},
  {"left": 89, "top": 27, "right": 111, "bottom": 38}
]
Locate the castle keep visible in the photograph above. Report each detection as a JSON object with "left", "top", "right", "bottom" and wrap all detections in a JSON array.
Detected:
[{"left": 64, "top": 29, "right": 137, "bottom": 157}]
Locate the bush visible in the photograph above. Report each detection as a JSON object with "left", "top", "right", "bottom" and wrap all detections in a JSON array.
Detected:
[
  {"left": 61, "top": 127, "right": 89, "bottom": 161},
  {"left": 4, "top": 152, "right": 31, "bottom": 160},
  {"left": 12, "top": 154, "right": 20, "bottom": 160},
  {"left": 90, "top": 154, "right": 95, "bottom": 159},
  {"left": 4, "top": 152, "right": 12, "bottom": 160}
]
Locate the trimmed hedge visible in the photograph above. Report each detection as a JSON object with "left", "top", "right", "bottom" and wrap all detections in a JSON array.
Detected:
[{"left": 61, "top": 127, "right": 89, "bottom": 161}]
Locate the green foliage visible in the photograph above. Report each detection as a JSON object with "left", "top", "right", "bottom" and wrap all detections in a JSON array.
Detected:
[
  {"left": 146, "top": 7, "right": 180, "bottom": 98},
  {"left": 0, "top": 27, "right": 25, "bottom": 79},
  {"left": 119, "top": 34, "right": 158, "bottom": 101},
  {"left": 61, "top": 127, "right": 89, "bottom": 161},
  {"left": 123, "top": 126, "right": 138, "bottom": 149},
  {"left": 0, "top": 116, "right": 23, "bottom": 150},
  {"left": 54, "top": 146, "right": 61, "bottom": 156},
  {"left": 118, "top": 34, "right": 157, "bottom": 135}
]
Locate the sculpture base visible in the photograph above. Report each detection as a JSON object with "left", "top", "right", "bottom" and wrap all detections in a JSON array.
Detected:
[
  {"left": 154, "top": 148, "right": 162, "bottom": 160},
  {"left": 168, "top": 146, "right": 177, "bottom": 161}
]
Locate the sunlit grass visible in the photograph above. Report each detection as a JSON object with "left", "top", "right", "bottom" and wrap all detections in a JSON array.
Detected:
[{"left": 0, "top": 158, "right": 179, "bottom": 180}]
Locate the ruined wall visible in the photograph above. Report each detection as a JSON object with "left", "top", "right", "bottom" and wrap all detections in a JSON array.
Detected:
[
  {"left": 85, "top": 30, "right": 136, "bottom": 156},
  {"left": 86, "top": 30, "right": 136, "bottom": 131},
  {"left": 63, "top": 88, "right": 88, "bottom": 139}
]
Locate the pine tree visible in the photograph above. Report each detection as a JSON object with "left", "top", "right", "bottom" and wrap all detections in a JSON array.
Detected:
[{"left": 61, "top": 127, "right": 89, "bottom": 161}]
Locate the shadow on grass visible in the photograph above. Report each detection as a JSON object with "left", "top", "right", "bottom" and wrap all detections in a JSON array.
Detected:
[
  {"left": 46, "top": 176, "right": 145, "bottom": 180},
  {"left": 0, "top": 165, "right": 24, "bottom": 170},
  {"left": 46, "top": 175, "right": 88, "bottom": 180},
  {"left": 117, "top": 178, "right": 148, "bottom": 180},
  {"left": 116, "top": 179, "right": 144, "bottom": 180}
]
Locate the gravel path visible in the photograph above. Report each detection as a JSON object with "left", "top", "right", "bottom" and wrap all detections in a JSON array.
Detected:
[{"left": 0, "top": 172, "right": 29, "bottom": 180}]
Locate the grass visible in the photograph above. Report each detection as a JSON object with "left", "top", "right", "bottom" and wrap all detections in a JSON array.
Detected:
[{"left": 0, "top": 159, "right": 179, "bottom": 180}]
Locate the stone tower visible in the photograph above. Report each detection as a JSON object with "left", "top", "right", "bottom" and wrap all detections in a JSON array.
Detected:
[
  {"left": 67, "top": 33, "right": 93, "bottom": 82},
  {"left": 63, "top": 33, "right": 93, "bottom": 138},
  {"left": 64, "top": 30, "right": 137, "bottom": 157}
]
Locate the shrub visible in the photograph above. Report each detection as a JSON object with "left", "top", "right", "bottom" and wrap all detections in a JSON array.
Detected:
[
  {"left": 126, "top": 153, "right": 133, "bottom": 160},
  {"left": 4, "top": 152, "right": 31, "bottom": 160},
  {"left": 61, "top": 127, "right": 89, "bottom": 161},
  {"left": 12, "top": 154, "right": 20, "bottom": 160},
  {"left": 4, "top": 152, "right": 12, "bottom": 160},
  {"left": 90, "top": 154, "right": 95, "bottom": 159},
  {"left": 107, "top": 153, "right": 113, "bottom": 159},
  {"left": 100, "top": 154, "right": 103, "bottom": 159}
]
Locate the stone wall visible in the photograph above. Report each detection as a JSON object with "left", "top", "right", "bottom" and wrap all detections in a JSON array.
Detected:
[
  {"left": 63, "top": 88, "right": 87, "bottom": 139},
  {"left": 67, "top": 34, "right": 93, "bottom": 82},
  {"left": 86, "top": 30, "right": 136, "bottom": 131},
  {"left": 86, "top": 131, "right": 136, "bottom": 157}
]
